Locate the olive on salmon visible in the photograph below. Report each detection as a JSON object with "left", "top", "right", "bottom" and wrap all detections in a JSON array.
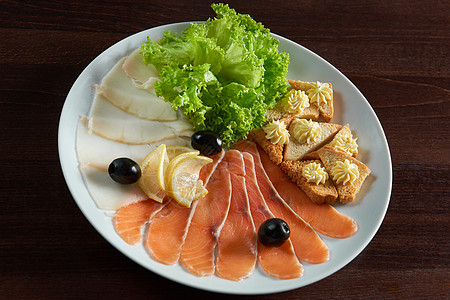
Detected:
[{"left": 258, "top": 218, "right": 290, "bottom": 247}]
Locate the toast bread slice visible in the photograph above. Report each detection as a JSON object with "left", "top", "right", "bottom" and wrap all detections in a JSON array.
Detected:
[
  {"left": 318, "top": 146, "right": 371, "bottom": 203},
  {"left": 326, "top": 124, "right": 358, "bottom": 157},
  {"left": 251, "top": 118, "right": 293, "bottom": 165},
  {"left": 302, "top": 151, "right": 321, "bottom": 160},
  {"left": 303, "top": 124, "right": 357, "bottom": 160},
  {"left": 281, "top": 160, "right": 338, "bottom": 204},
  {"left": 266, "top": 101, "right": 319, "bottom": 122},
  {"left": 284, "top": 119, "right": 341, "bottom": 161},
  {"left": 288, "top": 80, "right": 334, "bottom": 122}
]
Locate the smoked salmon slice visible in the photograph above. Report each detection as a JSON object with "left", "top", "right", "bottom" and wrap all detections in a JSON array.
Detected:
[
  {"left": 215, "top": 150, "right": 257, "bottom": 281},
  {"left": 179, "top": 152, "right": 231, "bottom": 276},
  {"left": 113, "top": 198, "right": 166, "bottom": 245},
  {"left": 242, "top": 152, "right": 303, "bottom": 279},
  {"left": 144, "top": 152, "right": 224, "bottom": 265},
  {"left": 144, "top": 198, "right": 192, "bottom": 265},
  {"left": 235, "top": 141, "right": 329, "bottom": 264},
  {"left": 255, "top": 143, "right": 358, "bottom": 238}
]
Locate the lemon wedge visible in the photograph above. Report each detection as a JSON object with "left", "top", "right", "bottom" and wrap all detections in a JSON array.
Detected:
[
  {"left": 138, "top": 144, "right": 168, "bottom": 203},
  {"left": 166, "top": 145, "right": 197, "bottom": 160},
  {"left": 166, "top": 155, "right": 212, "bottom": 207},
  {"left": 139, "top": 144, "right": 209, "bottom": 206},
  {"left": 164, "top": 151, "right": 200, "bottom": 197},
  {"left": 157, "top": 147, "right": 170, "bottom": 192},
  {"left": 158, "top": 145, "right": 197, "bottom": 192}
]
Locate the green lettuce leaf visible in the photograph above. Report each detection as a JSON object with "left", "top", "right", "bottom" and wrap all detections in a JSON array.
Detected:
[{"left": 141, "top": 3, "right": 290, "bottom": 146}]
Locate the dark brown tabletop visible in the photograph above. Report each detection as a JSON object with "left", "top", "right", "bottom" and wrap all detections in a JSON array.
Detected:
[{"left": 1, "top": 0, "right": 449, "bottom": 298}]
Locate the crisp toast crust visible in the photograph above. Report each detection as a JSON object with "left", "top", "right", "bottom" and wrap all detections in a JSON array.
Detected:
[
  {"left": 281, "top": 160, "right": 338, "bottom": 204},
  {"left": 318, "top": 146, "right": 371, "bottom": 203},
  {"left": 266, "top": 101, "right": 320, "bottom": 122},
  {"left": 250, "top": 118, "right": 293, "bottom": 165},
  {"left": 284, "top": 120, "right": 341, "bottom": 161},
  {"left": 303, "top": 124, "right": 357, "bottom": 160},
  {"left": 288, "top": 80, "right": 334, "bottom": 122},
  {"left": 251, "top": 129, "right": 284, "bottom": 165}
]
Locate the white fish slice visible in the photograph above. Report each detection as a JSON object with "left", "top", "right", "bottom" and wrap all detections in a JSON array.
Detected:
[
  {"left": 122, "top": 48, "right": 160, "bottom": 94},
  {"left": 87, "top": 92, "right": 194, "bottom": 145},
  {"left": 76, "top": 117, "right": 192, "bottom": 211},
  {"left": 77, "top": 116, "right": 192, "bottom": 170},
  {"left": 98, "top": 57, "right": 177, "bottom": 121},
  {"left": 76, "top": 117, "right": 152, "bottom": 170},
  {"left": 79, "top": 164, "right": 148, "bottom": 211}
]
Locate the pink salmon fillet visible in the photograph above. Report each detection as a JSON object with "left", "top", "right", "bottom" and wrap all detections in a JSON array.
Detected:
[
  {"left": 179, "top": 152, "right": 231, "bottom": 276},
  {"left": 242, "top": 152, "right": 303, "bottom": 279},
  {"left": 144, "top": 152, "right": 224, "bottom": 265},
  {"left": 144, "top": 198, "right": 192, "bottom": 265},
  {"left": 113, "top": 198, "right": 166, "bottom": 245},
  {"left": 235, "top": 141, "right": 329, "bottom": 264},
  {"left": 215, "top": 150, "right": 257, "bottom": 281}
]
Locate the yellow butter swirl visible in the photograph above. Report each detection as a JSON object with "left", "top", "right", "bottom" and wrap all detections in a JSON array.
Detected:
[
  {"left": 330, "top": 134, "right": 358, "bottom": 156},
  {"left": 302, "top": 162, "right": 329, "bottom": 185},
  {"left": 285, "top": 90, "right": 310, "bottom": 113},
  {"left": 331, "top": 159, "right": 359, "bottom": 185},
  {"left": 292, "top": 119, "right": 322, "bottom": 144},
  {"left": 263, "top": 120, "right": 290, "bottom": 146},
  {"left": 306, "top": 82, "right": 332, "bottom": 106}
]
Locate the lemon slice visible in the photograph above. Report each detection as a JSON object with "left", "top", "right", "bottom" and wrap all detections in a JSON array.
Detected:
[
  {"left": 158, "top": 145, "right": 198, "bottom": 191},
  {"left": 138, "top": 144, "right": 167, "bottom": 203},
  {"left": 157, "top": 148, "right": 170, "bottom": 192},
  {"left": 167, "top": 155, "right": 212, "bottom": 207},
  {"left": 166, "top": 145, "right": 196, "bottom": 160},
  {"left": 158, "top": 145, "right": 197, "bottom": 191},
  {"left": 164, "top": 151, "right": 200, "bottom": 197}
]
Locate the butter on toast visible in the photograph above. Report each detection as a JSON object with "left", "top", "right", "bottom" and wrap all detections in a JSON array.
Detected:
[
  {"left": 266, "top": 88, "right": 320, "bottom": 122},
  {"left": 288, "top": 80, "right": 334, "bottom": 122},
  {"left": 284, "top": 119, "right": 341, "bottom": 161},
  {"left": 304, "top": 124, "right": 358, "bottom": 160},
  {"left": 281, "top": 160, "right": 338, "bottom": 204},
  {"left": 318, "top": 146, "right": 370, "bottom": 203},
  {"left": 251, "top": 118, "right": 293, "bottom": 165}
]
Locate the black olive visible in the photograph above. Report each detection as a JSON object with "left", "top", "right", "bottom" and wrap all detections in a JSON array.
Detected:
[
  {"left": 108, "top": 158, "right": 141, "bottom": 184},
  {"left": 191, "top": 131, "right": 223, "bottom": 156},
  {"left": 258, "top": 218, "right": 290, "bottom": 247}
]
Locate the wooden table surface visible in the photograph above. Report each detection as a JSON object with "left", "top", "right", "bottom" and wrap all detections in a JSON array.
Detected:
[{"left": 1, "top": 0, "right": 449, "bottom": 298}]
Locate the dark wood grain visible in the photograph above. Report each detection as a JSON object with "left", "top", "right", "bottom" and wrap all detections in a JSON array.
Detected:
[{"left": 1, "top": 0, "right": 449, "bottom": 298}]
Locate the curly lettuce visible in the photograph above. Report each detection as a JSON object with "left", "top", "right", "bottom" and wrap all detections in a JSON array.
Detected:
[{"left": 141, "top": 3, "right": 289, "bottom": 146}]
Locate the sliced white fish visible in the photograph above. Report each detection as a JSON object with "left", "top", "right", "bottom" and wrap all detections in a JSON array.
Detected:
[
  {"left": 88, "top": 92, "right": 194, "bottom": 145},
  {"left": 76, "top": 117, "right": 152, "bottom": 170},
  {"left": 122, "top": 48, "right": 160, "bottom": 94},
  {"left": 79, "top": 164, "right": 148, "bottom": 211},
  {"left": 77, "top": 116, "right": 192, "bottom": 170},
  {"left": 98, "top": 57, "right": 177, "bottom": 121},
  {"left": 76, "top": 117, "right": 192, "bottom": 210}
]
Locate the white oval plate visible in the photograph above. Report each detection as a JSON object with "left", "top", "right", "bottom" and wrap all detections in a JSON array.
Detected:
[{"left": 58, "top": 22, "right": 392, "bottom": 295}]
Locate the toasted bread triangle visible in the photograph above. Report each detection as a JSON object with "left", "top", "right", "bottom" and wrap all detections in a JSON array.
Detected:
[
  {"left": 281, "top": 160, "right": 338, "bottom": 204},
  {"left": 318, "top": 146, "right": 371, "bottom": 203},
  {"left": 288, "top": 80, "right": 334, "bottom": 122},
  {"left": 266, "top": 93, "right": 320, "bottom": 122},
  {"left": 284, "top": 119, "right": 341, "bottom": 161},
  {"left": 304, "top": 124, "right": 357, "bottom": 160},
  {"left": 251, "top": 118, "right": 293, "bottom": 165}
]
